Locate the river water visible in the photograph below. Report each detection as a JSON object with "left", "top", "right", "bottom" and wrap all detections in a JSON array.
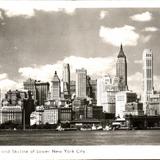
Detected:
[{"left": 0, "top": 130, "right": 160, "bottom": 145}]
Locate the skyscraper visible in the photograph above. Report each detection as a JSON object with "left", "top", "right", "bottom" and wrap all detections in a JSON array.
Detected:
[
  {"left": 63, "top": 63, "right": 70, "bottom": 85},
  {"left": 23, "top": 78, "right": 36, "bottom": 100},
  {"left": 51, "top": 71, "right": 61, "bottom": 100},
  {"left": 97, "top": 75, "right": 119, "bottom": 113},
  {"left": 35, "top": 81, "right": 50, "bottom": 105},
  {"left": 143, "top": 49, "right": 153, "bottom": 114},
  {"left": 76, "top": 68, "right": 87, "bottom": 98},
  {"left": 62, "top": 63, "right": 70, "bottom": 98},
  {"left": 116, "top": 44, "right": 128, "bottom": 91}
]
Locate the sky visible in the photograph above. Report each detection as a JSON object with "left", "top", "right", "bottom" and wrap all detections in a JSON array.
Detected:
[{"left": 0, "top": 2, "right": 160, "bottom": 97}]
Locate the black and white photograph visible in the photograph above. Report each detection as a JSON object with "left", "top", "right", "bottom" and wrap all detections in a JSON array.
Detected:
[{"left": 0, "top": 0, "right": 160, "bottom": 159}]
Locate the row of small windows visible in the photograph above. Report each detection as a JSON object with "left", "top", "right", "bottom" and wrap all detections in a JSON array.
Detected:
[
  {"left": 146, "top": 69, "right": 152, "bottom": 78},
  {"left": 146, "top": 54, "right": 152, "bottom": 57},
  {"left": 146, "top": 60, "right": 152, "bottom": 67}
]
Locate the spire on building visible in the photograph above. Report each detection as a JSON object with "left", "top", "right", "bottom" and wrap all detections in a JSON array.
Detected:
[
  {"left": 53, "top": 71, "right": 60, "bottom": 82},
  {"left": 117, "top": 44, "right": 126, "bottom": 58}
]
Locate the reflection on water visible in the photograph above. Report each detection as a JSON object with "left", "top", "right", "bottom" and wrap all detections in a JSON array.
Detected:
[{"left": 0, "top": 130, "right": 160, "bottom": 145}]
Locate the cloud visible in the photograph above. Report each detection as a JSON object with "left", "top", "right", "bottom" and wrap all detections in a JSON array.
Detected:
[
  {"left": 143, "top": 27, "right": 158, "bottom": 32},
  {"left": 130, "top": 11, "right": 152, "bottom": 22},
  {"left": 141, "top": 35, "right": 152, "bottom": 43},
  {"left": 0, "top": 73, "right": 8, "bottom": 80},
  {"left": 134, "top": 60, "right": 142, "bottom": 64},
  {"left": 0, "top": 79, "right": 22, "bottom": 98},
  {"left": 0, "top": 2, "right": 76, "bottom": 18},
  {"left": 100, "top": 10, "right": 108, "bottom": 19},
  {"left": 127, "top": 73, "right": 160, "bottom": 98},
  {"left": 128, "top": 72, "right": 143, "bottom": 95},
  {"left": 154, "top": 75, "right": 160, "bottom": 91},
  {"left": 19, "top": 56, "right": 116, "bottom": 82},
  {"left": 99, "top": 25, "right": 139, "bottom": 46}
]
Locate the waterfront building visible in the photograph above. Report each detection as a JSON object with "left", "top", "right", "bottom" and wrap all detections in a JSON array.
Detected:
[
  {"left": 116, "top": 44, "right": 128, "bottom": 91},
  {"left": 124, "top": 102, "right": 144, "bottom": 116},
  {"left": 76, "top": 68, "right": 87, "bottom": 98},
  {"left": 62, "top": 63, "right": 70, "bottom": 98},
  {"left": 30, "top": 106, "right": 44, "bottom": 125},
  {"left": 115, "top": 91, "right": 138, "bottom": 118},
  {"left": 147, "top": 93, "right": 160, "bottom": 116},
  {"left": 51, "top": 71, "right": 61, "bottom": 101},
  {"left": 87, "top": 105, "right": 103, "bottom": 119},
  {"left": 143, "top": 49, "right": 154, "bottom": 114},
  {"left": 59, "top": 107, "right": 72, "bottom": 123},
  {"left": 72, "top": 98, "right": 88, "bottom": 120},
  {"left": 23, "top": 78, "right": 36, "bottom": 100},
  {"left": 42, "top": 105, "right": 58, "bottom": 124},
  {"left": 1, "top": 106, "right": 22, "bottom": 124},
  {"left": 2, "top": 90, "right": 34, "bottom": 126},
  {"left": 35, "top": 81, "right": 49, "bottom": 105},
  {"left": 97, "top": 75, "right": 119, "bottom": 113}
]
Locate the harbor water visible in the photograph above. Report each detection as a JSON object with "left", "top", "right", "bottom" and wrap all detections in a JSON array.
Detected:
[{"left": 0, "top": 130, "right": 160, "bottom": 145}]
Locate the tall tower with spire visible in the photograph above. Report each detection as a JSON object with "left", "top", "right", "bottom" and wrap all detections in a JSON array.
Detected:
[
  {"left": 51, "top": 71, "right": 61, "bottom": 100},
  {"left": 116, "top": 44, "right": 128, "bottom": 91}
]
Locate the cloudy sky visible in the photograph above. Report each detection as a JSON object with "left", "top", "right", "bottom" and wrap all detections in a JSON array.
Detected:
[{"left": 0, "top": 2, "right": 160, "bottom": 96}]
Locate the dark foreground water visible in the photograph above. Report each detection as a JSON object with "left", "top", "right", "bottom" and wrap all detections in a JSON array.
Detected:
[{"left": 0, "top": 130, "right": 160, "bottom": 145}]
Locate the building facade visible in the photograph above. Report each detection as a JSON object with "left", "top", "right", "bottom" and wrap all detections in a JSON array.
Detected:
[
  {"left": 30, "top": 106, "right": 44, "bottom": 125},
  {"left": 70, "top": 80, "right": 76, "bottom": 98},
  {"left": 76, "top": 68, "right": 87, "bottom": 98},
  {"left": 23, "top": 78, "right": 36, "bottom": 100},
  {"left": 124, "top": 102, "right": 144, "bottom": 116},
  {"left": 147, "top": 93, "right": 160, "bottom": 116},
  {"left": 97, "top": 75, "right": 119, "bottom": 113},
  {"left": 1, "top": 106, "right": 22, "bottom": 124},
  {"left": 143, "top": 49, "right": 153, "bottom": 114},
  {"left": 35, "top": 81, "right": 49, "bottom": 105},
  {"left": 51, "top": 71, "right": 61, "bottom": 101},
  {"left": 116, "top": 91, "right": 138, "bottom": 118},
  {"left": 90, "top": 79, "right": 97, "bottom": 101},
  {"left": 116, "top": 44, "right": 128, "bottom": 91},
  {"left": 62, "top": 63, "right": 70, "bottom": 98},
  {"left": 87, "top": 105, "right": 103, "bottom": 119},
  {"left": 42, "top": 105, "right": 58, "bottom": 124},
  {"left": 59, "top": 107, "right": 72, "bottom": 122},
  {"left": 2, "top": 90, "right": 34, "bottom": 126},
  {"left": 72, "top": 98, "right": 88, "bottom": 120}
]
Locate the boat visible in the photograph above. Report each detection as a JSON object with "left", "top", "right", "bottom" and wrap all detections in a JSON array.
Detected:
[
  {"left": 56, "top": 125, "right": 64, "bottom": 131},
  {"left": 96, "top": 125, "right": 103, "bottom": 130},
  {"left": 91, "top": 124, "right": 97, "bottom": 131},
  {"left": 103, "top": 125, "right": 112, "bottom": 131},
  {"left": 80, "top": 127, "right": 92, "bottom": 131}
]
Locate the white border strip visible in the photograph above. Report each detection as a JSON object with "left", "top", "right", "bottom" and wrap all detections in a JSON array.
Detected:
[
  {"left": 1, "top": 0, "right": 160, "bottom": 8},
  {"left": 0, "top": 146, "right": 160, "bottom": 159}
]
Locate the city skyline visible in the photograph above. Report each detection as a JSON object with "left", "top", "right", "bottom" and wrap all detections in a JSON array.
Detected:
[{"left": 0, "top": 3, "right": 160, "bottom": 96}]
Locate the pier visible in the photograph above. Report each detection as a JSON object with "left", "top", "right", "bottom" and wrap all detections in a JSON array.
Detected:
[{"left": 125, "top": 115, "right": 160, "bottom": 129}]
